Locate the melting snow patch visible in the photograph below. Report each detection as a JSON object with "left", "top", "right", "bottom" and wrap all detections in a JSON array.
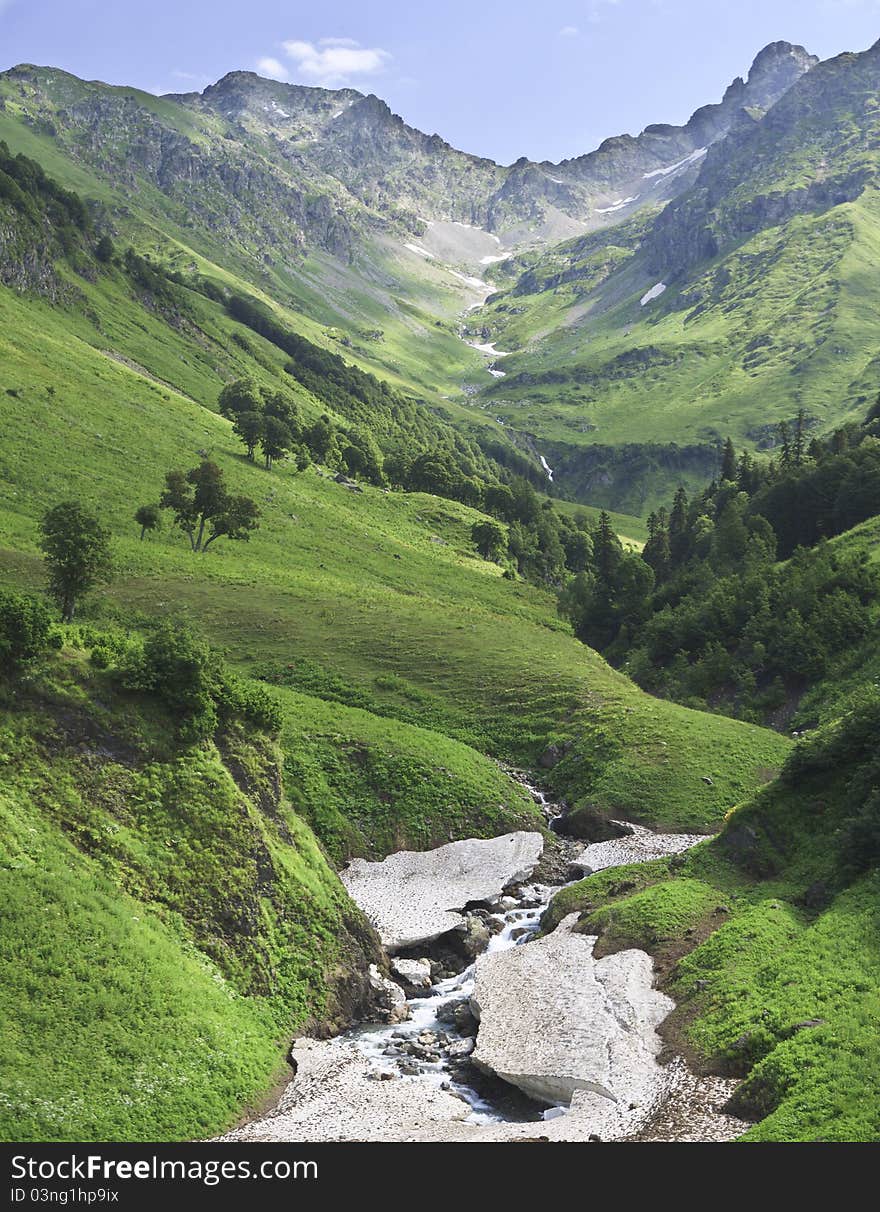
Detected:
[
  {"left": 488, "top": 368, "right": 506, "bottom": 378},
  {"left": 546, "top": 175, "right": 565, "bottom": 185},
  {"left": 466, "top": 340, "right": 511, "bottom": 356},
  {"left": 449, "top": 269, "right": 491, "bottom": 291},
  {"left": 480, "top": 254, "right": 507, "bottom": 265},
  {"left": 640, "top": 282, "right": 667, "bottom": 306},
  {"left": 597, "top": 195, "right": 638, "bottom": 214},
  {"left": 404, "top": 243, "right": 435, "bottom": 260},
  {"left": 540, "top": 455, "right": 554, "bottom": 482},
  {"left": 643, "top": 148, "right": 707, "bottom": 180}
]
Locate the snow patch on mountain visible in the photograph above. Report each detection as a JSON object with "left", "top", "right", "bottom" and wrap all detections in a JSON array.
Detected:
[
  {"left": 404, "top": 243, "right": 435, "bottom": 260},
  {"left": 597, "top": 195, "right": 638, "bottom": 214},
  {"left": 640, "top": 282, "right": 667, "bottom": 306},
  {"left": 643, "top": 148, "right": 707, "bottom": 180}
]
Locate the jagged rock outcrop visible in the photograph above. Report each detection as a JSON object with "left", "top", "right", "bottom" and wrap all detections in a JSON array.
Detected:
[
  {"left": 645, "top": 40, "right": 880, "bottom": 278},
  {"left": 340, "top": 831, "right": 543, "bottom": 952},
  {"left": 0, "top": 41, "right": 818, "bottom": 270}
]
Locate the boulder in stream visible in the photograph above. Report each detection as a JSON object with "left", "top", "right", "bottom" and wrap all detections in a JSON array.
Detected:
[{"left": 391, "top": 957, "right": 433, "bottom": 990}]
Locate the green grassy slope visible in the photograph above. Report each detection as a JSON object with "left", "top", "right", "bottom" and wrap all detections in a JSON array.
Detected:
[
  {"left": 792, "top": 513, "right": 880, "bottom": 727},
  {"left": 0, "top": 271, "right": 789, "bottom": 830},
  {"left": 545, "top": 702, "right": 880, "bottom": 1141},
  {"left": 0, "top": 652, "right": 380, "bottom": 1141},
  {"left": 270, "top": 684, "right": 540, "bottom": 864},
  {"left": 475, "top": 196, "right": 880, "bottom": 512},
  {"left": 465, "top": 43, "right": 880, "bottom": 512},
  {"left": 0, "top": 82, "right": 500, "bottom": 411}
]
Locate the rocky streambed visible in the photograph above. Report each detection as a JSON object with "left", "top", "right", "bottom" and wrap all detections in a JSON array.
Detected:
[{"left": 222, "top": 781, "right": 746, "bottom": 1144}]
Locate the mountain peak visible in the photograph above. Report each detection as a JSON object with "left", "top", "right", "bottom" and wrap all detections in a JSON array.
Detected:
[
  {"left": 719, "top": 41, "right": 819, "bottom": 112},
  {"left": 748, "top": 40, "right": 819, "bottom": 78}
]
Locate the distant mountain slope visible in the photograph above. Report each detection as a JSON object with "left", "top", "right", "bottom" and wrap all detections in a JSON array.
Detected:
[
  {"left": 0, "top": 41, "right": 844, "bottom": 518},
  {"left": 475, "top": 40, "right": 880, "bottom": 512},
  {"left": 0, "top": 42, "right": 813, "bottom": 261}
]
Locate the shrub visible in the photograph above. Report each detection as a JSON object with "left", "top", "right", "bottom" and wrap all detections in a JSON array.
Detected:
[
  {"left": 122, "top": 622, "right": 282, "bottom": 742},
  {"left": 0, "top": 590, "right": 57, "bottom": 675}
]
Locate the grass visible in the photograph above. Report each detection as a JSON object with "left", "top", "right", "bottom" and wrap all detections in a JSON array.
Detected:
[
  {"left": 0, "top": 269, "right": 789, "bottom": 831},
  {"left": 270, "top": 683, "right": 543, "bottom": 864},
  {"left": 473, "top": 195, "right": 880, "bottom": 510},
  {"left": 0, "top": 655, "right": 379, "bottom": 1141},
  {"left": 544, "top": 722, "right": 880, "bottom": 1141}
]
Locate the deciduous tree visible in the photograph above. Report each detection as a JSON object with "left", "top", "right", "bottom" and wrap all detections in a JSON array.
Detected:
[{"left": 39, "top": 501, "right": 112, "bottom": 622}]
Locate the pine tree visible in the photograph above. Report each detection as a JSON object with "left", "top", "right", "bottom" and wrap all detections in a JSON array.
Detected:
[
  {"left": 669, "top": 486, "right": 689, "bottom": 566},
  {"left": 592, "top": 511, "right": 621, "bottom": 585},
  {"left": 720, "top": 437, "right": 737, "bottom": 483},
  {"left": 793, "top": 408, "right": 807, "bottom": 467},
  {"left": 642, "top": 509, "right": 670, "bottom": 581},
  {"left": 778, "top": 421, "right": 792, "bottom": 470},
  {"left": 736, "top": 450, "right": 756, "bottom": 495}
]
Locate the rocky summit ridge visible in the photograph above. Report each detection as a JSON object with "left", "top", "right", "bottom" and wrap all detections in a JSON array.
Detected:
[{"left": 1, "top": 41, "right": 816, "bottom": 253}]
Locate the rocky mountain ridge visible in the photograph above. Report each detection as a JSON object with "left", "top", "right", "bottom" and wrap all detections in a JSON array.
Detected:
[{"left": 0, "top": 41, "right": 815, "bottom": 261}]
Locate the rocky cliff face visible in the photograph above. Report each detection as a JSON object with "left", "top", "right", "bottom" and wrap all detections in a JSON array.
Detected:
[
  {"left": 644, "top": 41, "right": 879, "bottom": 278},
  {"left": 1, "top": 65, "right": 360, "bottom": 263},
  {"left": 533, "top": 42, "right": 817, "bottom": 222},
  {"left": 198, "top": 43, "right": 814, "bottom": 243},
  {"left": 0, "top": 42, "right": 818, "bottom": 266}
]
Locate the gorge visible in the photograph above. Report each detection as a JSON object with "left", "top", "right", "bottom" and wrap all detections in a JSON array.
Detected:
[{"left": 224, "top": 780, "right": 745, "bottom": 1144}]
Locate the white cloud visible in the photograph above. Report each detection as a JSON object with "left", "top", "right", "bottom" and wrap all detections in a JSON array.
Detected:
[
  {"left": 586, "top": 0, "right": 623, "bottom": 22},
  {"left": 258, "top": 37, "right": 391, "bottom": 87},
  {"left": 559, "top": 25, "right": 580, "bottom": 37},
  {"left": 257, "top": 57, "right": 288, "bottom": 81}
]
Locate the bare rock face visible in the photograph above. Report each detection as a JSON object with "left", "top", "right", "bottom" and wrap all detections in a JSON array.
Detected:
[
  {"left": 573, "top": 821, "right": 704, "bottom": 875},
  {"left": 470, "top": 914, "right": 673, "bottom": 1126},
  {"left": 340, "top": 832, "right": 543, "bottom": 952},
  {"left": 367, "top": 965, "right": 409, "bottom": 1024},
  {"left": 390, "top": 957, "right": 432, "bottom": 990}
]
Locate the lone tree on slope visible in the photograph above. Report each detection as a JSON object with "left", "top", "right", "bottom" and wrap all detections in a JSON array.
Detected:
[
  {"left": 159, "top": 460, "right": 260, "bottom": 552},
  {"left": 260, "top": 415, "right": 293, "bottom": 470},
  {"left": 134, "top": 503, "right": 161, "bottom": 541},
  {"left": 471, "top": 519, "right": 506, "bottom": 561},
  {"left": 39, "top": 500, "right": 112, "bottom": 622}
]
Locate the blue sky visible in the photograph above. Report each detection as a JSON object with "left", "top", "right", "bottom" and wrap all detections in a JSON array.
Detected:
[{"left": 1, "top": 1, "right": 878, "bottom": 163}]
